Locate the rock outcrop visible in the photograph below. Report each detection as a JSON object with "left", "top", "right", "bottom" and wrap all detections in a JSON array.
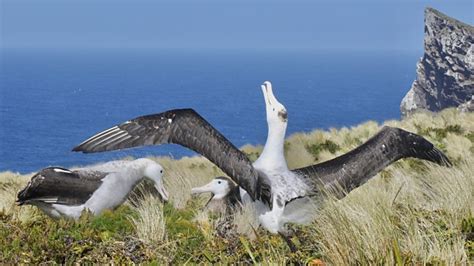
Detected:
[
  {"left": 457, "top": 96, "right": 474, "bottom": 112},
  {"left": 400, "top": 7, "right": 474, "bottom": 116}
]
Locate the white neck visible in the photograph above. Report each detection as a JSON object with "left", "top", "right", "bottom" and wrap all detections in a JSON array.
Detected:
[
  {"left": 212, "top": 193, "right": 227, "bottom": 200},
  {"left": 254, "top": 121, "right": 288, "bottom": 171}
]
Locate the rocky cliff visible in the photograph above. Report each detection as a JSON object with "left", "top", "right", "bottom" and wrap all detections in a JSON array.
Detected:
[{"left": 400, "top": 7, "right": 474, "bottom": 116}]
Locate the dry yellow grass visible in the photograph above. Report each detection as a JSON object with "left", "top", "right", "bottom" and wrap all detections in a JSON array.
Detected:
[
  {"left": 154, "top": 156, "right": 221, "bottom": 209},
  {"left": 128, "top": 189, "right": 167, "bottom": 245},
  {"left": 311, "top": 157, "right": 473, "bottom": 264}
]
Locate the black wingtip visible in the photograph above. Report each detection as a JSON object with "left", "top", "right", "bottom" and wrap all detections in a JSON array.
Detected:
[
  {"left": 17, "top": 189, "right": 27, "bottom": 205},
  {"left": 429, "top": 147, "right": 453, "bottom": 167},
  {"left": 411, "top": 145, "right": 452, "bottom": 168},
  {"left": 72, "top": 144, "right": 98, "bottom": 153},
  {"left": 398, "top": 128, "right": 452, "bottom": 168},
  {"left": 71, "top": 145, "right": 82, "bottom": 152}
]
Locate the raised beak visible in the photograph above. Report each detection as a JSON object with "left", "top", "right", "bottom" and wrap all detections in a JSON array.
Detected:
[
  {"left": 191, "top": 183, "right": 212, "bottom": 195},
  {"left": 155, "top": 182, "right": 169, "bottom": 202},
  {"left": 260, "top": 83, "right": 271, "bottom": 105},
  {"left": 261, "top": 81, "right": 279, "bottom": 106}
]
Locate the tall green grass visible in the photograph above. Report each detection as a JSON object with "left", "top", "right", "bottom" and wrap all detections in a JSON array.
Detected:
[{"left": 0, "top": 109, "right": 472, "bottom": 263}]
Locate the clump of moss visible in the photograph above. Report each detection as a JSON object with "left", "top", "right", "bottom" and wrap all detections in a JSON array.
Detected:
[
  {"left": 466, "top": 132, "right": 474, "bottom": 153},
  {"left": 244, "top": 151, "right": 261, "bottom": 162},
  {"left": 415, "top": 124, "right": 464, "bottom": 141},
  {"left": 462, "top": 216, "right": 474, "bottom": 260},
  {"left": 305, "top": 139, "right": 340, "bottom": 160},
  {"left": 466, "top": 132, "right": 474, "bottom": 143},
  {"left": 189, "top": 163, "right": 207, "bottom": 169}
]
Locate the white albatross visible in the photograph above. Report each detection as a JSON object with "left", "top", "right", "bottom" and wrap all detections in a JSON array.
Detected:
[
  {"left": 17, "top": 158, "right": 169, "bottom": 219},
  {"left": 72, "top": 81, "right": 451, "bottom": 235}
]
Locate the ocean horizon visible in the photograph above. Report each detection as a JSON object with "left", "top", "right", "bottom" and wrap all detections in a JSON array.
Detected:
[{"left": 0, "top": 48, "right": 419, "bottom": 173}]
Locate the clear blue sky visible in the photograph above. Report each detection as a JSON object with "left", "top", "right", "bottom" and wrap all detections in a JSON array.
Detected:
[{"left": 1, "top": 0, "right": 472, "bottom": 51}]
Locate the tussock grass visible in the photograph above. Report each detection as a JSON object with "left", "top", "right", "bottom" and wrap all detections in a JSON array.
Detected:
[
  {"left": 154, "top": 156, "right": 220, "bottom": 209},
  {"left": 312, "top": 159, "right": 473, "bottom": 264},
  {"left": 233, "top": 203, "right": 260, "bottom": 240},
  {"left": 128, "top": 189, "right": 167, "bottom": 245},
  {"left": 0, "top": 171, "right": 39, "bottom": 222},
  {"left": 0, "top": 108, "right": 473, "bottom": 263}
]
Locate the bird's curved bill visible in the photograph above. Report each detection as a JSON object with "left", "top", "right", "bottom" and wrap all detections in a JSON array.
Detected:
[
  {"left": 191, "top": 183, "right": 212, "bottom": 194},
  {"left": 155, "top": 183, "right": 169, "bottom": 202},
  {"left": 261, "top": 81, "right": 280, "bottom": 106}
]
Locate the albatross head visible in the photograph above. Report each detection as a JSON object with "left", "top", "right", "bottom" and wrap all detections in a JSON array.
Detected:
[
  {"left": 261, "top": 81, "right": 287, "bottom": 126},
  {"left": 144, "top": 162, "right": 169, "bottom": 202},
  {"left": 191, "top": 177, "right": 233, "bottom": 200}
]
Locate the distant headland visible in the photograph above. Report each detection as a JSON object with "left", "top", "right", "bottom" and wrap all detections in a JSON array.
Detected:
[{"left": 401, "top": 7, "right": 474, "bottom": 116}]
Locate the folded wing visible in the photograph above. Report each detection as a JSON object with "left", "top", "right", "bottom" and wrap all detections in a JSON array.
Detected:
[{"left": 17, "top": 167, "right": 106, "bottom": 205}]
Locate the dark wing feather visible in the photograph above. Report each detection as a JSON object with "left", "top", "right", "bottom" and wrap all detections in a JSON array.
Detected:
[
  {"left": 17, "top": 167, "right": 106, "bottom": 205},
  {"left": 72, "top": 109, "right": 271, "bottom": 203},
  {"left": 294, "top": 126, "right": 451, "bottom": 198}
]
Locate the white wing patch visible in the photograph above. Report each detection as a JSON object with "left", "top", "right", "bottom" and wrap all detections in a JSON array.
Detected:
[
  {"left": 31, "top": 197, "right": 60, "bottom": 203},
  {"left": 52, "top": 168, "right": 72, "bottom": 174},
  {"left": 76, "top": 126, "right": 120, "bottom": 146},
  {"left": 92, "top": 130, "right": 129, "bottom": 147}
]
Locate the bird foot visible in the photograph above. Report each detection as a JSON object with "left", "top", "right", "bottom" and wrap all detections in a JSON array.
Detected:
[{"left": 279, "top": 231, "right": 297, "bottom": 252}]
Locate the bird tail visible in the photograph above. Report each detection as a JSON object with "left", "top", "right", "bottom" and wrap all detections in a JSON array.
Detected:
[{"left": 16, "top": 179, "right": 34, "bottom": 205}]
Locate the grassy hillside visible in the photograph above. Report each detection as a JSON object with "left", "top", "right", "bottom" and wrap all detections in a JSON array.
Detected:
[{"left": 1, "top": 109, "right": 473, "bottom": 264}]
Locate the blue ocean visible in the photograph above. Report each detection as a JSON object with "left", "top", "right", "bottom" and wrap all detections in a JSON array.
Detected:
[{"left": 0, "top": 48, "right": 419, "bottom": 173}]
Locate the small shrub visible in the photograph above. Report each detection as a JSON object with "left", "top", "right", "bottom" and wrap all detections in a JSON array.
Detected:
[
  {"left": 415, "top": 124, "right": 464, "bottom": 141},
  {"left": 305, "top": 140, "right": 340, "bottom": 160}
]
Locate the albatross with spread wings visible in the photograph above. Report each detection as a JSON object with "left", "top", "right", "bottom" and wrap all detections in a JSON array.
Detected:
[{"left": 73, "top": 81, "right": 451, "bottom": 235}]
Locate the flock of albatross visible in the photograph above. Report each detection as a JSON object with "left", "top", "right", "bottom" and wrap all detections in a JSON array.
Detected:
[{"left": 17, "top": 81, "right": 451, "bottom": 251}]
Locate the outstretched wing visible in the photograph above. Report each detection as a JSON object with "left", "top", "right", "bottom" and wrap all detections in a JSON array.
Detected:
[
  {"left": 17, "top": 167, "right": 106, "bottom": 205},
  {"left": 72, "top": 108, "right": 271, "bottom": 203},
  {"left": 294, "top": 126, "right": 452, "bottom": 198}
]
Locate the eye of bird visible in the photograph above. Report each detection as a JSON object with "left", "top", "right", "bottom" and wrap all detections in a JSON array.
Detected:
[
  {"left": 217, "top": 181, "right": 222, "bottom": 184},
  {"left": 160, "top": 170, "right": 163, "bottom": 173}
]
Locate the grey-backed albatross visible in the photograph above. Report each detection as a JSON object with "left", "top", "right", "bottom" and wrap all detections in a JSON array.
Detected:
[{"left": 17, "top": 158, "right": 169, "bottom": 219}]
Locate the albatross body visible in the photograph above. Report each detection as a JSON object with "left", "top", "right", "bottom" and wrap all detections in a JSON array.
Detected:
[
  {"left": 72, "top": 81, "right": 451, "bottom": 234},
  {"left": 17, "top": 158, "right": 169, "bottom": 219}
]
